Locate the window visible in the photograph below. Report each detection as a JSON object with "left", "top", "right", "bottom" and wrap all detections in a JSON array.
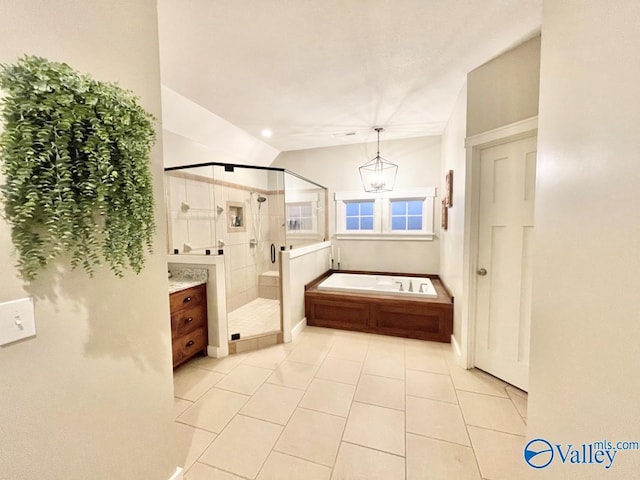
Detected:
[
  {"left": 391, "top": 199, "right": 423, "bottom": 231},
  {"left": 335, "top": 188, "right": 436, "bottom": 240},
  {"left": 286, "top": 202, "right": 313, "bottom": 231},
  {"left": 345, "top": 201, "right": 374, "bottom": 231}
]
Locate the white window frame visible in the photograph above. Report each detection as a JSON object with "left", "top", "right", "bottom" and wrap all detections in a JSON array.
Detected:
[{"left": 335, "top": 188, "right": 436, "bottom": 241}]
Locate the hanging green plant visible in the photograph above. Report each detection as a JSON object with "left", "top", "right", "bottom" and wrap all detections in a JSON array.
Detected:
[{"left": 0, "top": 55, "right": 156, "bottom": 280}]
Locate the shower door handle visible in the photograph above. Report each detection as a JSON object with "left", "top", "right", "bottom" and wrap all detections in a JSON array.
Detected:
[{"left": 270, "top": 243, "right": 276, "bottom": 263}]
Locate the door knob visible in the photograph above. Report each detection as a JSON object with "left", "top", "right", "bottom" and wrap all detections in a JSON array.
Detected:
[{"left": 477, "top": 268, "right": 488, "bottom": 276}]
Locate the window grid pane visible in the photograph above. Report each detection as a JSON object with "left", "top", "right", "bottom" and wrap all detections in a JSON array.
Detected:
[
  {"left": 345, "top": 201, "right": 375, "bottom": 231},
  {"left": 391, "top": 199, "right": 423, "bottom": 231}
]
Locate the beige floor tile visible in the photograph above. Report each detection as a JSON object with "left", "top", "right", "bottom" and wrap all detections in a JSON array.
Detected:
[
  {"left": 215, "top": 364, "right": 273, "bottom": 395},
  {"left": 332, "top": 442, "right": 405, "bottom": 480},
  {"left": 362, "top": 353, "right": 405, "bottom": 380},
  {"left": 174, "top": 367, "right": 225, "bottom": 401},
  {"left": 404, "top": 338, "right": 446, "bottom": 352},
  {"left": 405, "top": 349, "right": 449, "bottom": 374},
  {"left": 343, "top": 402, "right": 405, "bottom": 456},
  {"left": 199, "top": 415, "right": 282, "bottom": 479},
  {"left": 286, "top": 342, "right": 330, "bottom": 365},
  {"left": 177, "top": 388, "right": 249, "bottom": 433},
  {"left": 330, "top": 329, "right": 372, "bottom": 343},
  {"left": 369, "top": 334, "right": 406, "bottom": 347},
  {"left": 274, "top": 408, "right": 346, "bottom": 467},
  {"left": 294, "top": 328, "right": 336, "bottom": 347},
  {"left": 505, "top": 384, "right": 527, "bottom": 399},
  {"left": 174, "top": 423, "right": 217, "bottom": 472},
  {"left": 457, "top": 391, "right": 525, "bottom": 435},
  {"left": 257, "top": 451, "right": 331, "bottom": 480},
  {"left": 448, "top": 365, "right": 509, "bottom": 398},
  {"left": 406, "top": 396, "right": 470, "bottom": 446},
  {"left": 328, "top": 339, "right": 370, "bottom": 362},
  {"left": 189, "top": 353, "right": 248, "bottom": 374},
  {"left": 506, "top": 386, "right": 528, "bottom": 420},
  {"left": 316, "top": 357, "right": 363, "bottom": 385},
  {"left": 467, "top": 426, "right": 534, "bottom": 480},
  {"left": 406, "top": 369, "right": 457, "bottom": 404},
  {"left": 299, "top": 379, "right": 356, "bottom": 417},
  {"left": 173, "top": 397, "right": 194, "bottom": 419},
  {"left": 266, "top": 360, "right": 319, "bottom": 390},
  {"left": 240, "top": 383, "right": 304, "bottom": 425},
  {"left": 368, "top": 340, "right": 405, "bottom": 358},
  {"left": 185, "top": 462, "right": 246, "bottom": 480},
  {"left": 354, "top": 374, "right": 405, "bottom": 410},
  {"left": 406, "top": 433, "right": 481, "bottom": 480},
  {"left": 242, "top": 344, "right": 289, "bottom": 369}
]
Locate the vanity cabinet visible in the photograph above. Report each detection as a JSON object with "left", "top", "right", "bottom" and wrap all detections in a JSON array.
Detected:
[{"left": 170, "top": 283, "right": 208, "bottom": 367}]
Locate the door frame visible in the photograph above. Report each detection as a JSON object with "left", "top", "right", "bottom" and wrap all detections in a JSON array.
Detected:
[{"left": 461, "top": 116, "right": 538, "bottom": 370}]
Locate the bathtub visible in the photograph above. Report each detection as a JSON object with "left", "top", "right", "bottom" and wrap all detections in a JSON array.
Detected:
[
  {"left": 305, "top": 271, "right": 453, "bottom": 342},
  {"left": 317, "top": 273, "right": 438, "bottom": 298}
]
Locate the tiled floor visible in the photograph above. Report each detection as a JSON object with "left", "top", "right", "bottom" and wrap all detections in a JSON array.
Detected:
[
  {"left": 227, "top": 298, "right": 280, "bottom": 339},
  {"left": 173, "top": 326, "right": 531, "bottom": 480}
]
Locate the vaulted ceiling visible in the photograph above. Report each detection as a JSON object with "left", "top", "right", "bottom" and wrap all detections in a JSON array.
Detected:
[{"left": 157, "top": 0, "right": 541, "bottom": 152}]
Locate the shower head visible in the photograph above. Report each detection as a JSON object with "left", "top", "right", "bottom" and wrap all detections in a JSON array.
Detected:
[{"left": 256, "top": 195, "right": 267, "bottom": 203}]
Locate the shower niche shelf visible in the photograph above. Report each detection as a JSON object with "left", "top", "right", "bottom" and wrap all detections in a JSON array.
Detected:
[{"left": 227, "top": 201, "right": 246, "bottom": 232}]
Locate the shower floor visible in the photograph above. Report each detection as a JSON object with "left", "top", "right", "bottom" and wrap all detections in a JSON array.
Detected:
[{"left": 228, "top": 297, "right": 281, "bottom": 339}]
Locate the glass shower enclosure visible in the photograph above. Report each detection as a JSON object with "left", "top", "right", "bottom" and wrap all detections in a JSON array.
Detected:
[{"left": 164, "top": 162, "right": 327, "bottom": 342}]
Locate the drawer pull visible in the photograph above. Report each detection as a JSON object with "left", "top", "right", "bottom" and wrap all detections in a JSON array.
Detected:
[
  {"left": 185, "top": 317, "right": 193, "bottom": 323},
  {"left": 183, "top": 296, "right": 192, "bottom": 303},
  {"left": 186, "top": 340, "right": 195, "bottom": 347}
]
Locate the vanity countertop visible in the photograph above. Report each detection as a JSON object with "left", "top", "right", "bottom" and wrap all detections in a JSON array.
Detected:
[
  {"left": 168, "top": 278, "right": 207, "bottom": 294},
  {"left": 167, "top": 265, "right": 209, "bottom": 294}
]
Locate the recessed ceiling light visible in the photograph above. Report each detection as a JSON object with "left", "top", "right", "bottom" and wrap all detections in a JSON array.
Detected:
[{"left": 261, "top": 129, "right": 272, "bottom": 138}]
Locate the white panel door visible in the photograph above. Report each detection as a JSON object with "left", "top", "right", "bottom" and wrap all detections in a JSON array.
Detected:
[{"left": 475, "top": 135, "right": 537, "bottom": 391}]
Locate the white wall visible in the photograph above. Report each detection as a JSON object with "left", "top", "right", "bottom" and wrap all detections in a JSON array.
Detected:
[
  {"left": 281, "top": 244, "right": 332, "bottom": 341},
  {"left": 440, "top": 37, "right": 541, "bottom": 367},
  {"left": 528, "top": 1, "right": 640, "bottom": 477},
  {"left": 274, "top": 136, "right": 442, "bottom": 274},
  {"left": 162, "top": 86, "right": 279, "bottom": 168},
  {"left": 0, "top": 1, "right": 178, "bottom": 479},
  {"left": 439, "top": 83, "right": 468, "bottom": 356},
  {"left": 467, "top": 36, "right": 540, "bottom": 137}
]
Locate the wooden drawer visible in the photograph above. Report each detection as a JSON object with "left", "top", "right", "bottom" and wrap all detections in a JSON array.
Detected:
[
  {"left": 171, "top": 303, "right": 207, "bottom": 339},
  {"left": 172, "top": 327, "right": 207, "bottom": 367},
  {"left": 170, "top": 284, "right": 206, "bottom": 312}
]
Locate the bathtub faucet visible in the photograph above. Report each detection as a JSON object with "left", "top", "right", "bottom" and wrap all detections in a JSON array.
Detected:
[
  {"left": 395, "top": 281, "right": 404, "bottom": 292},
  {"left": 419, "top": 283, "right": 430, "bottom": 293}
]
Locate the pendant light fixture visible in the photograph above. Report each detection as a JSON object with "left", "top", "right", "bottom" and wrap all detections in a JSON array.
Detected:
[{"left": 359, "top": 127, "right": 398, "bottom": 193}]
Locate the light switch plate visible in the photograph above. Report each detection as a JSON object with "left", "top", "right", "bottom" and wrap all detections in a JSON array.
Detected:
[{"left": 0, "top": 297, "right": 36, "bottom": 346}]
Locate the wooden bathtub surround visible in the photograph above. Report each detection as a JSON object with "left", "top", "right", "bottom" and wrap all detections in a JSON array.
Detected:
[{"left": 305, "top": 270, "right": 453, "bottom": 343}]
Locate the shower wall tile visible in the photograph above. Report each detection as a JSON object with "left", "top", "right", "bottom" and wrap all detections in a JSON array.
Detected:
[
  {"left": 168, "top": 175, "right": 187, "bottom": 211},
  {"left": 247, "top": 286, "right": 259, "bottom": 303},
  {"left": 247, "top": 264, "right": 258, "bottom": 282},
  {"left": 229, "top": 245, "right": 246, "bottom": 270},
  {"left": 187, "top": 218, "right": 213, "bottom": 248},
  {"left": 230, "top": 268, "right": 246, "bottom": 296},
  {"left": 186, "top": 179, "right": 211, "bottom": 209}
]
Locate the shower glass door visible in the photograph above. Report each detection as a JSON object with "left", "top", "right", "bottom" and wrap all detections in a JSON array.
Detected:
[{"left": 211, "top": 165, "right": 285, "bottom": 340}]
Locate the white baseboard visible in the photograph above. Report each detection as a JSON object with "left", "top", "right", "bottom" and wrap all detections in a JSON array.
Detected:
[
  {"left": 450, "top": 334, "right": 464, "bottom": 366},
  {"left": 291, "top": 317, "right": 307, "bottom": 340},
  {"left": 207, "top": 345, "right": 225, "bottom": 358},
  {"left": 168, "top": 467, "right": 183, "bottom": 480}
]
